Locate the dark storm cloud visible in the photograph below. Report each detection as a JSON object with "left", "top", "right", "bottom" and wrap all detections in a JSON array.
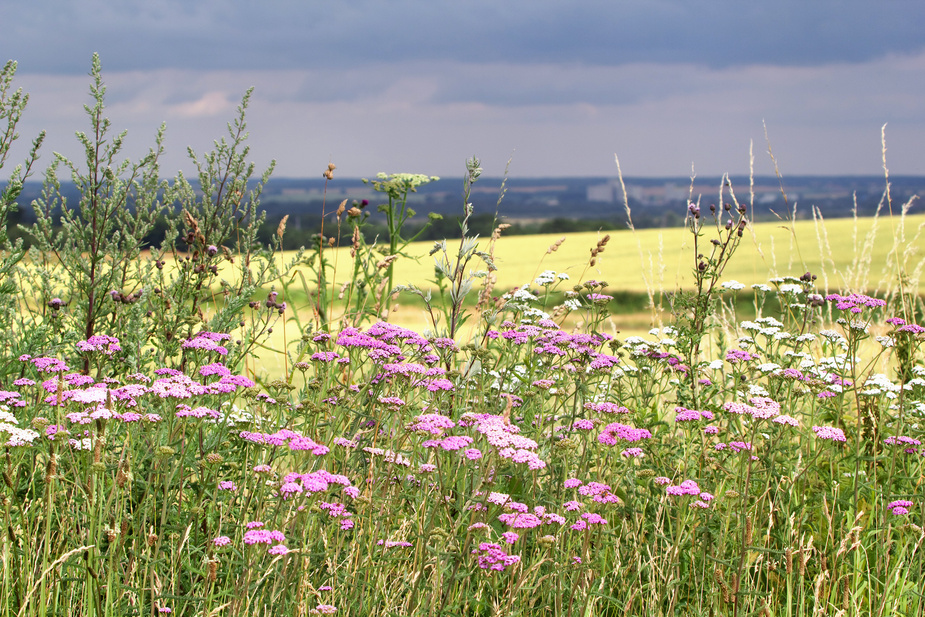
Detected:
[{"left": 5, "top": 0, "right": 925, "bottom": 75}]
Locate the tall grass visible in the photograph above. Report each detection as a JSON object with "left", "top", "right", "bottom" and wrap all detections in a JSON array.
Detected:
[{"left": 1, "top": 57, "right": 924, "bottom": 617}]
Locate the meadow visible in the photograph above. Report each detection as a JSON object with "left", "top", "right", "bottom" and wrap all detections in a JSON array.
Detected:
[{"left": 1, "top": 57, "right": 925, "bottom": 616}]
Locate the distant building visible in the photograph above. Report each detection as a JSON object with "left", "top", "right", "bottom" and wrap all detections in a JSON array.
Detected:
[{"left": 587, "top": 181, "right": 620, "bottom": 203}]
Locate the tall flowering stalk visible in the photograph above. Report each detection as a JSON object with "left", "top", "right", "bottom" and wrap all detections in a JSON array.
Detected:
[{"left": 670, "top": 179, "right": 749, "bottom": 408}]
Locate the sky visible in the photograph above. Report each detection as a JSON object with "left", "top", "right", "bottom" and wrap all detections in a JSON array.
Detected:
[{"left": 3, "top": 0, "right": 925, "bottom": 180}]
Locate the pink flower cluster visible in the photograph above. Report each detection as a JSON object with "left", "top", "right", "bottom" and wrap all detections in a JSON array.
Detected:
[
  {"left": 239, "top": 428, "right": 330, "bottom": 456},
  {"left": 598, "top": 422, "right": 652, "bottom": 445},
  {"left": 813, "top": 426, "right": 847, "bottom": 442},
  {"left": 887, "top": 500, "right": 913, "bottom": 515},
  {"left": 583, "top": 402, "right": 631, "bottom": 414},
  {"left": 826, "top": 293, "right": 886, "bottom": 313},
  {"left": 278, "top": 470, "right": 354, "bottom": 498},
  {"left": 472, "top": 542, "right": 521, "bottom": 571},
  {"left": 407, "top": 413, "right": 456, "bottom": 435},
  {"left": 674, "top": 406, "right": 714, "bottom": 422},
  {"left": 723, "top": 396, "right": 780, "bottom": 420},
  {"left": 181, "top": 332, "right": 230, "bottom": 355},
  {"left": 725, "top": 349, "right": 759, "bottom": 364},
  {"left": 77, "top": 335, "right": 122, "bottom": 355}
]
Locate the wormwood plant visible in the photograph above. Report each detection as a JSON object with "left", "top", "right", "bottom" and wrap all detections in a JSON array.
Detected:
[
  {"left": 149, "top": 86, "right": 283, "bottom": 373},
  {"left": 11, "top": 56, "right": 289, "bottom": 380},
  {"left": 23, "top": 54, "right": 168, "bottom": 373},
  {"left": 0, "top": 60, "right": 44, "bottom": 372}
]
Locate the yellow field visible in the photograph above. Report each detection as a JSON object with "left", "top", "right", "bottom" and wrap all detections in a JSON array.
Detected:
[{"left": 298, "top": 211, "right": 925, "bottom": 296}]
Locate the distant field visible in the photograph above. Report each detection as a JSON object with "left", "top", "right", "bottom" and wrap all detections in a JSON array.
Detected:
[
  {"left": 291, "top": 211, "right": 925, "bottom": 295},
  {"left": 246, "top": 211, "right": 925, "bottom": 378}
]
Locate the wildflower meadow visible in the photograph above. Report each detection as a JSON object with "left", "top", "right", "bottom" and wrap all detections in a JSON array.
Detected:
[{"left": 1, "top": 56, "right": 924, "bottom": 617}]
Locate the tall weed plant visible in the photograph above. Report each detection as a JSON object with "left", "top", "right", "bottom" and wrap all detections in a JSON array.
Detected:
[{"left": 0, "top": 56, "right": 924, "bottom": 617}]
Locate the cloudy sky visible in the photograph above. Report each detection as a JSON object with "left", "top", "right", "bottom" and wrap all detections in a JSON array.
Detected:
[{"left": 3, "top": 0, "right": 925, "bottom": 179}]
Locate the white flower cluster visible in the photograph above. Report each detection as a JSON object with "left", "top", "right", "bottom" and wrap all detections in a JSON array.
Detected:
[
  {"left": 0, "top": 409, "right": 39, "bottom": 447},
  {"left": 859, "top": 373, "right": 902, "bottom": 398}
]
